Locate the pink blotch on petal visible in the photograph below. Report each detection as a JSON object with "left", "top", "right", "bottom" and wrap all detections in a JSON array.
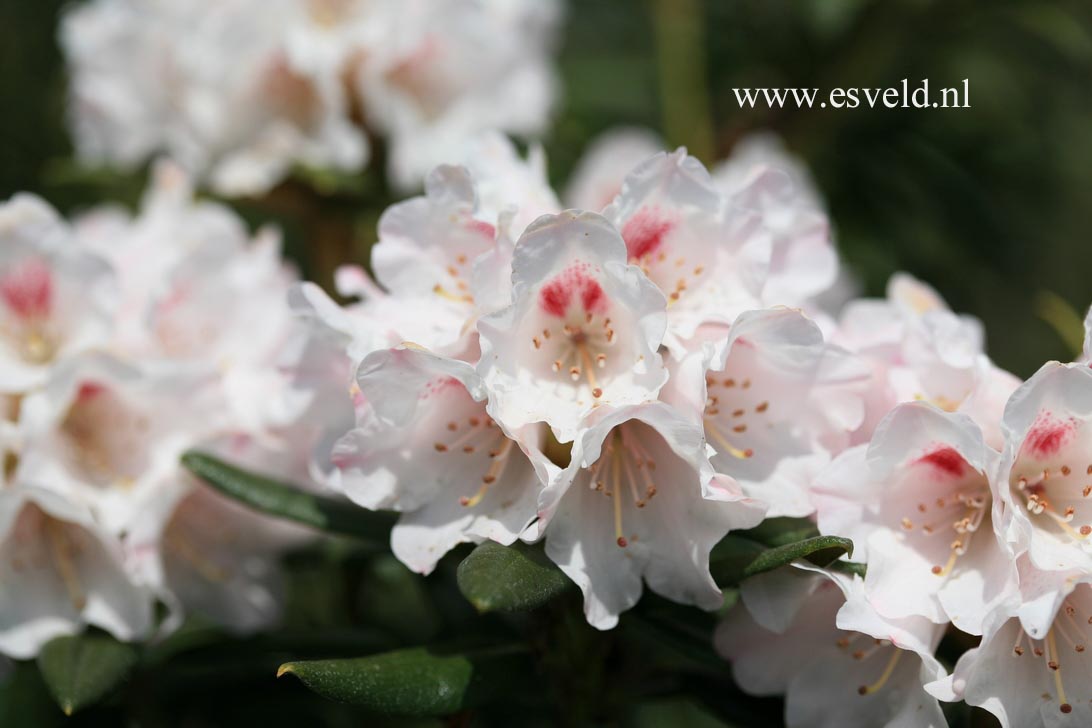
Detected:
[
  {"left": 75, "top": 381, "right": 106, "bottom": 402},
  {"left": 581, "top": 279, "right": 605, "bottom": 312},
  {"left": 538, "top": 265, "right": 609, "bottom": 318},
  {"left": 466, "top": 220, "right": 496, "bottom": 240},
  {"left": 0, "top": 257, "right": 53, "bottom": 319},
  {"left": 916, "top": 446, "right": 967, "bottom": 478},
  {"left": 1022, "top": 414, "right": 1076, "bottom": 459},
  {"left": 621, "top": 207, "right": 674, "bottom": 261}
]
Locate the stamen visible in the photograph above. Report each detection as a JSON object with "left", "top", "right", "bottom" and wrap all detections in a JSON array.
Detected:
[
  {"left": 45, "top": 519, "right": 86, "bottom": 610},
  {"left": 857, "top": 648, "right": 903, "bottom": 696},
  {"left": 931, "top": 550, "right": 959, "bottom": 576},
  {"left": 620, "top": 449, "right": 645, "bottom": 508},
  {"left": 461, "top": 439, "right": 514, "bottom": 508},
  {"left": 613, "top": 442, "right": 627, "bottom": 547},
  {"left": 577, "top": 341, "right": 598, "bottom": 391},
  {"left": 705, "top": 420, "right": 753, "bottom": 459},
  {"left": 168, "top": 531, "right": 229, "bottom": 583},
  {"left": 432, "top": 284, "right": 473, "bottom": 303},
  {"left": 1047, "top": 629, "right": 1072, "bottom": 714}
]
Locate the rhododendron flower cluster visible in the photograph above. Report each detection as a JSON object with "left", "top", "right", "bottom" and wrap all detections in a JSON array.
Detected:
[
  {"left": 0, "top": 162, "right": 317, "bottom": 658},
  {"left": 284, "top": 129, "right": 1092, "bottom": 726},
  {"left": 290, "top": 133, "right": 866, "bottom": 631},
  {"left": 61, "top": 0, "right": 561, "bottom": 195},
  {"left": 4, "top": 125, "right": 1091, "bottom": 727}
]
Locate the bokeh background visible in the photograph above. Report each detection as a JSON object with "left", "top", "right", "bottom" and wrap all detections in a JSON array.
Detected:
[{"left": 5, "top": 0, "right": 1092, "bottom": 376}]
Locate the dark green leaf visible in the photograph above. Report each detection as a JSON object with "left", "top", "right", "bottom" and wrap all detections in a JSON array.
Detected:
[
  {"left": 710, "top": 533, "right": 854, "bottom": 586},
  {"left": 277, "top": 645, "right": 526, "bottom": 716},
  {"left": 0, "top": 661, "right": 60, "bottom": 727},
  {"left": 741, "top": 535, "right": 854, "bottom": 579},
  {"left": 708, "top": 534, "right": 766, "bottom": 586},
  {"left": 181, "top": 451, "right": 394, "bottom": 543},
  {"left": 37, "top": 634, "right": 138, "bottom": 716},
  {"left": 456, "top": 541, "right": 573, "bottom": 613},
  {"left": 739, "top": 516, "right": 820, "bottom": 547}
]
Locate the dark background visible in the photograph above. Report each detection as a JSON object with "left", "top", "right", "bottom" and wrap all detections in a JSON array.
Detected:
[{"left": 3, "top": 0, "right": 1091, "bottom": 373}]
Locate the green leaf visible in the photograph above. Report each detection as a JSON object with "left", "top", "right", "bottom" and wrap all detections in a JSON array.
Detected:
[
  {"left": 708, "top": 534, "right": 767, "bottom": 586},
  {"left": 277, "top": 645, "right": 526, "bottom": 716},
  {"left": 739, "top": 516, "right": 820, "bottom": 547},
  {"left": 710, "top": 533, "right": 854, "bottom": 586},
  {"left": 181, "top": 451, "right": 394, "bottom": 543},
  {"left": 37, "top": 634, "right": 138, "bottom": 716},
  {"left": 456, "top": 541, "right": 573, "bottom": 613},
  {"left": 742, "top": 535, "right": 854, "bottom": 579}
]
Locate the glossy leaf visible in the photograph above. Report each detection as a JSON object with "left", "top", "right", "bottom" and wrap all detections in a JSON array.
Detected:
[
  {"left": 710, "top": 533, "right": 854, "bottom": 586},
  {"left": 181, "top": 451, "right": 394, "bottom": 543},
  {"left": 277, "top": 645, "right": 526, "bottom": 716},
  {"left": 456, "top": 541, "right": 573, "bottom": 613},
  {"left": 37, "top": 634, "right": 138, "bottom": 716},
  {"left": 738, "top": 516, "right": 820, "bottom": 547}
]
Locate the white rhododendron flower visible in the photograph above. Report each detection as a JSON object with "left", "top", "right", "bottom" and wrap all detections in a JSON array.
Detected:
[
  {"left": 542, "top": 403, "right": 765, "bottom": 629},
  {"left": 12, "top": 106, "right": 1091, "bottom": 728},
  {"left": 932, "top": 582, "right": 1092, "bottom": 725},
  {"left": 0, "top": 486, "right": 151, "bottom": 659},
  {"left": 295, "top": 132, "right": 886, "bottom": 636},
  {"left": 712, "top": 133, "right": 837, "bottom": 310},
  {"left": 564, "top": 128, "right": 663, "bottom": 212},
  {"left": 836, "top": 272, "right": 1020, "bottom": 446},
  {"left": 61, "top": 0, "right": 561, "bottom": 195},
  {"left": 995, "top": 361, "right": 1092, "bottom": 630},
  {"left": 663, "top": 308, "right": 867, "bottom": 517},
  {"left": 459, "top": 132, "right": 561, "bottom": 237},
  {"left": 14, "top": 353, "right": 217, "bottom": 535},
  {"left": 814, "top": 402, "right": 1017, "bottom": 634},
  {"left": 62, "top": 0, "right": 368, "bottom": 196},
  {"left": 603, "top": 150, "right": 769, "bottom": 349},
  {"left": 329, "top": 346, "right": 554, "bottom": 574},
  {"left": 126, "top": 437, "right": 311, "bottom": 636},
  {"left": 0, "top": 167, "right": 326, "bottom": 656},
  {"left": 0, "top": 195, "right": 117, "bottom": 393},
  {"left": 370, "top": 165, "right": 509, "bottom": 354},
  {"left": 717, "top": 566, "right": 948, "bottom": 728},
  {"left": 478, "top": 211, "right": 668, "bottom": 442},
  {"left": 359, "top": 0, "right": 561, "bottom": 192}
]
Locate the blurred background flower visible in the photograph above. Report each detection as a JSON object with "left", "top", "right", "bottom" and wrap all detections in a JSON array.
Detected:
[{"left": 4, "top": 0, "right": 1092, "bottom": 378}]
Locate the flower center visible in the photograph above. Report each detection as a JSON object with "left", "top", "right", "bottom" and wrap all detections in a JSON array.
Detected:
[
  {"left": 583, "top": 426, "right": 660, "bottom": 548},
  {"left": 621, "top": 208, "right": 706, "bottom": 306},
  {"left": 534, "top": 314, "right": 615, "bottom": 399},
  {"left": 703, "top": 374, "right": 763, "bottom": 461},
  {"left": 10, "top": 505, "right": 87, "bottom": 611},
  {"left": 1, "top": 257, "right": 57, "bottom": 365},
  {"left": 60, "top": 382, "right": 150, "bottom": 489},
  {"left": 1010, "top": 601, "right": 1092, "bottom": 716},
  {"left": 432, "top": 412, "right": 516, "bottom": 508},
  {"left": 1012, "top": 462, "right": 1092, "bottom": 546}
]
